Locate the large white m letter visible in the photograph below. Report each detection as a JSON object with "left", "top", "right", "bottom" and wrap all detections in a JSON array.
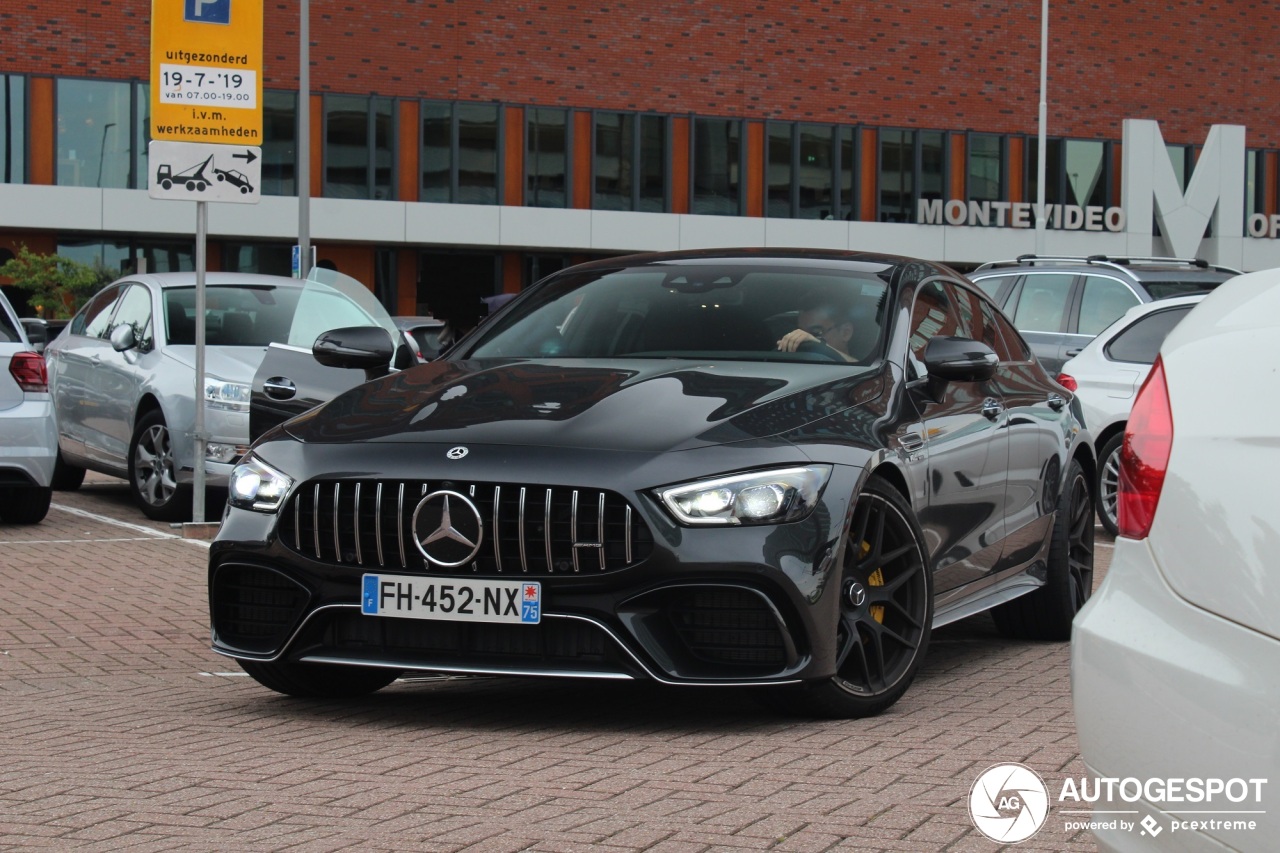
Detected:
[{"left": 1122, "top": 119, "right": 1244, "bottom": 257}]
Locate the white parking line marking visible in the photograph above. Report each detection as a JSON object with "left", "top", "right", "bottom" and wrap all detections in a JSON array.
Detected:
[
  {"left": 0, "top": 536, "right": 172, "bottom": 545},
  {"left": 51, "top": 503, "right": 178, "bottom": 537},
  {"left": 49, "top": 503, "right": 212, "bottom": 549},
  {"left": 198, "top": 671, "right": 251, "bottom": 677}
]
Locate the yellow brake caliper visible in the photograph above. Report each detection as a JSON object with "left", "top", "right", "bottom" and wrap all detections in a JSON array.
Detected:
[{"left": 861, "top": 540, "right": 886, "bottom": 624}]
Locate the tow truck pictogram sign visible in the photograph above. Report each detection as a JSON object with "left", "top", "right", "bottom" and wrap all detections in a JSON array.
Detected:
[{"left": 148, "top": 140, "right": 261, "bottom": 204}]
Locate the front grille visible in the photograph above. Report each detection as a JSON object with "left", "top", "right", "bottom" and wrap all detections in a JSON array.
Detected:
[
  {"left": 279, "top": 479, "right": 654, "bottom": 576},
  {"left": 211, "top": 564, "right": 310, "bottom": 654},
  {"left": 667, "top": 588, "right": 788, "bottom": 667}
]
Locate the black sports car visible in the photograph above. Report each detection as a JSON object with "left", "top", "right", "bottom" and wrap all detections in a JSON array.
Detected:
[{"left": 209, "top": 249, "right": 1095, "bottom": 718}]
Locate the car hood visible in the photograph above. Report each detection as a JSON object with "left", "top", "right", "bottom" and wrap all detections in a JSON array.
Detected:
[
  {"left": 164, "top": 345, "right": 269, "bottom": 382},
  {"left": 283, "top": 358, "right": 883, "bottom": 452}
]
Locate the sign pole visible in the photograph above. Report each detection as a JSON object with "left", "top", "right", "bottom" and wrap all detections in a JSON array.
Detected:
[
  {"left": 299, "top": 0, "right": 311, "bottom": 279},
  {"left": 193, "top": 200, "right": 208, "bottom": 523}
]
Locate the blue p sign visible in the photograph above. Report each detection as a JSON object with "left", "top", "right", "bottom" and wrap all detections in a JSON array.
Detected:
[{"left": 185, "top": 0, "right": 231, "bottom": 25}]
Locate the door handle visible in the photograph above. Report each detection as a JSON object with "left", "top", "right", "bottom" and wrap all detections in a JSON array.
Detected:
[
  {"left": 981, "top": 398, "right": 1003, "bottom": 420},
  {"left": 1065, "top": 347, "right": 1083, "bottom": 357},
  {"left": 263, "top": 377, "right": 296, "bottom": 400},
  {"left": 1047, "top": 393, "right": 1066, "bottom": 411}
]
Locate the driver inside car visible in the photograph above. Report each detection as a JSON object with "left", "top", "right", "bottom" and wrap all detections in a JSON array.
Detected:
[{"left": 776, "top": 292, "right": 857, "bottom": 361}]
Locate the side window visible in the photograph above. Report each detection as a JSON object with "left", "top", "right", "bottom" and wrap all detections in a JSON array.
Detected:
[
  {"left": 0, "top": 298, "right": 20, "bottom": 343},
  {"left": 971, "top": 273, "right": 1015, "bottom": 304},
  {"left": 1105, "top": 306, "right": 1191, "bottom": 364},
  {"left": 109, "top": 284, "right": 154, "bottom": 351},
  {"left": 77, "top": 284, "right": 127, "bottom": 339},
  {"left": 908, "top": 280, "right": 964, "bottom": 367},
  {"left": 1078, "top": 275, "right": 1142, "bottom": 336},
  {"left": 287, "top": 289, "right": 378, "bottom": 349},
  {"left": 1010, "top": 273, "right": 1073, "bottom": 333}
]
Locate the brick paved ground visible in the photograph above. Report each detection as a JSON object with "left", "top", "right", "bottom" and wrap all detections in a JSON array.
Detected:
[{"left": 0, "top": 473, "right": 1107, "bottom": 851}]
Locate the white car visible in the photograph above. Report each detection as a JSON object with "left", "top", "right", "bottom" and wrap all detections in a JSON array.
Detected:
[
  {"left": 1071, "top": 269, "right": 1279, "bottom": 852},
  {"left": 0, "top": 288, "right": 56, "bottom": 524},
  {"left": 1055, "top": 294, "right": 1207, "bottom": 534}
]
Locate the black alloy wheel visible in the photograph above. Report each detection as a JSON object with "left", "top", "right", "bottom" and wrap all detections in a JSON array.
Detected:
[
  {"left": 238, "top": 658, "right": 402, "bottom": 698},
  {"left": 993, "top": 457, "right": 1095, "bottom": 640},
  {"left": 779, "top": 477, "right": 933, "bottom": 719}
]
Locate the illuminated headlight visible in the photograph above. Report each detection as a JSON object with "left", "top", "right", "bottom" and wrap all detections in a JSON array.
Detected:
[
  {"left": 657, "top": 465, "right": 832, "bottom": 526},
  {"left": 206, "top": 442, "right": 249, "bottom": 463},
  {"left": 228, "top": 455, "right": 293, "bottom": 513},
  {"left": 204, "top": 378, "right": 251, "bottom": 412}
]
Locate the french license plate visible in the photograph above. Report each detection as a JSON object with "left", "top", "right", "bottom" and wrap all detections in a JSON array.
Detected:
[{"left": 361, "top": 574, "right": 540, "bottom": 625}]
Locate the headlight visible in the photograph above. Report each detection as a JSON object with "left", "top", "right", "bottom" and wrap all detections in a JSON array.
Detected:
[
  {"left": 205, "top": 378, "right": 251, "bottom": 412},
  {"left": 657, "top": 465, "right": 832, "bottom": 526},
  {"left": 228, "top": 455, "right": 294, "bottom": 513}
]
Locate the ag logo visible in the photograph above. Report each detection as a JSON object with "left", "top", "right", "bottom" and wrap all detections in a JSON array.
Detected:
[
  {"left": 446, "top": 446, "right": 469, "bottom": 460},
  {"left": 968, "top": 763, "right": 1049, "bottom": 843}
]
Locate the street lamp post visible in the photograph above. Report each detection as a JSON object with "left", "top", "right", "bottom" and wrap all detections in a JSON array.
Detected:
[{"left": 1035, "top": 0, "right": 1049, "bottom": 253}]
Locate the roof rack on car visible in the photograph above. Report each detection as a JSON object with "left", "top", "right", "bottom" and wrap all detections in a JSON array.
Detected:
[{"left": 973, "top": 254, "right": 1242, "bottom": 275}]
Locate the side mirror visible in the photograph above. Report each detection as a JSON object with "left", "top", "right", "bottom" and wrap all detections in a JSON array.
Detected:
[
  {"left": 922, "top": 336, "right": 998, "bottom": 385},
  {"left": 109, "top": 323, "right": 137, "bottom": 352},
  {"left": 313, "top": 325, "right": 395, "bottom": 380}
]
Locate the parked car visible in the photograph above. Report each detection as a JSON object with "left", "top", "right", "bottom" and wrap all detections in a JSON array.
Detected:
[
  {"left": 968, "top": 254, "right": 1238, "bottom": 374},
  {"left": 1055, "top": 294, "right": 1206, "bottom": 534},
  {"left": 213, "top": 249, "right": 1095, "bottom": 718},
  {"left": 44, "top": 270, "right": 400, "bottom": 521},
  {"left": 393, "top": 316, "right": 447, "bottom": 362},
  {"left": 1072, "top": 268, "right": 1279, "bottom": 852},
  {"left": 0, "top": 289, "right": 56, "bottom": 524}
]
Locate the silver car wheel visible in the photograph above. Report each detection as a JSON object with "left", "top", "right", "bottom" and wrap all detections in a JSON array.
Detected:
[
  {"left": 1097, "top": 433, "right": 1123, "bottom": 536},
  {"left": 134, "top": 423, "right": 177, "bottom": 507}
]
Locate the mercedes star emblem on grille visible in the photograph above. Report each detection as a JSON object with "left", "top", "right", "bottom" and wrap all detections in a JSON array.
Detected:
[
  {"left": 411, "top": 491, "right": 484, "bottom": 567},
  {"left": 446, "top": 446, "right": 469, "bottom": 460}
]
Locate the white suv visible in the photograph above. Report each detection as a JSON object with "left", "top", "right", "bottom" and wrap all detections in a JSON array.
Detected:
[{"left": 0, "top": 290, "right": 56, "bottom": 524}]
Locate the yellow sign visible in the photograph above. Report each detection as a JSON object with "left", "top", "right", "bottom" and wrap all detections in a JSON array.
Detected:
[{"left": 149, "top": 0, "right": 264, "bottom": 144}]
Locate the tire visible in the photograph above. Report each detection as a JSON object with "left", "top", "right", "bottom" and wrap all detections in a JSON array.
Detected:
[
  {"left": 128, "top": 410, "right": 191, "bottom": 521},
  {"left": 238, "top": 659, "right": 401, "bottom": 698},
  {"left": 774, "top": 477, "right": 933, "bottom": 719},
  {"left": 51, "top": 450, "right": 86, "bottom": 491},
  {"left": 992, "top": 457, "right": 1095, "bottom": 641},
  {"left": 1096, "top": 432, "right": 1123, "bottom": 536},
  {"left": 0, "top": 487, "right": 52, "bottom": 524}
]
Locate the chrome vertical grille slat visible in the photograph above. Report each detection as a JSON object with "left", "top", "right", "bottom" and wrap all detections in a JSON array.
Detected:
[
  {"left": 280, "top": 478, "right": 653, "bottom": 576},
  {"left": 332, "top": 483, "right": 341, "bottom": 563},
  {"left": 353, "top": 483, "right": 363, "bottom": 566}
]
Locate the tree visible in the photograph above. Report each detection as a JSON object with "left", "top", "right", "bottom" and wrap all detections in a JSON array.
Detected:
[{"left": 0, "top": 246, "right": 115, "bottom": 319}]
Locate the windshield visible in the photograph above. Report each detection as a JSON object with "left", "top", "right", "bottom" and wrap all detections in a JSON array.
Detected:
[
  {"left": 464, "top": 262, "right": 892, "bottom": 365},
  {"left": 164, "top": 285, "right": 302, "bottom": 346}
]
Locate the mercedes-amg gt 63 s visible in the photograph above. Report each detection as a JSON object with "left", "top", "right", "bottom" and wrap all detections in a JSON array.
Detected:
[{"left": 209, "top": 250, "right": 1095, "bottom": 718}]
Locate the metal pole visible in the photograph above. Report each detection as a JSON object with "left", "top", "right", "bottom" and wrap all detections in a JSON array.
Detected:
[
  {"left": 1035, "top": 0, "right": 1049, "bottom": 253},
  {"left": 298, "top": 0, "right": 311, "bottom": 278},
  {"left": 193, "top": 200, "right": 208, "bottom": 522}
]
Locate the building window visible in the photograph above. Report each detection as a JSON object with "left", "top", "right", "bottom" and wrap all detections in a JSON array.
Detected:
[
  {"left": 1065, "top": 140, "right": 1107, "bottom": 208},
  {"left": 1025, "top": 137, "right": 1065, "bottom": 207},
  {"left": 0, "top": 74, "right": 25, "bottom": 184},
  {"left": 593, "top": 112, "right": 667, "bottom": 212},
  {"left": 692, "top": 117, "right": 742, "bottom": 216},
  {"left": 261, "top": 91, "right": 297, "bottom": 197},
  {"left": 57, "top": 78, "right": 135, "bottom": 189},
  {"left": 59, "top": 236, "right": 194, "bottom": 275},
  {"left": 223, "top": 241, "right": 293, "bottom": 276},
  {"left": 967, "top": 133, "right": 1003, "bottom": 202},
  {"left": 421, "top": 101, "right": 501, "bottom": 205},
  {"left": 1245, "top": 149, "right": 1265, "bottom": 219},
  {"left": 766, "top": 122, "right": 793, "bottom": 218},
  {"left": 527, "top": 108, "right": 569, "bottom": 208},
  {"left": 323, "top": 94, "right": 395, "bottom": 200},
  {"left": 879, "top": 129, "right": 946, "bottom": 223}
]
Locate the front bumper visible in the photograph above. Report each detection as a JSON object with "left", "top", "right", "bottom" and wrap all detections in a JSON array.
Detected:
[
  {"left": 209, "top": 441, "right": 862, "bottom": 687},
  {"left": 1072, "top": 536, "right": 1278, "bottom": 852}
]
